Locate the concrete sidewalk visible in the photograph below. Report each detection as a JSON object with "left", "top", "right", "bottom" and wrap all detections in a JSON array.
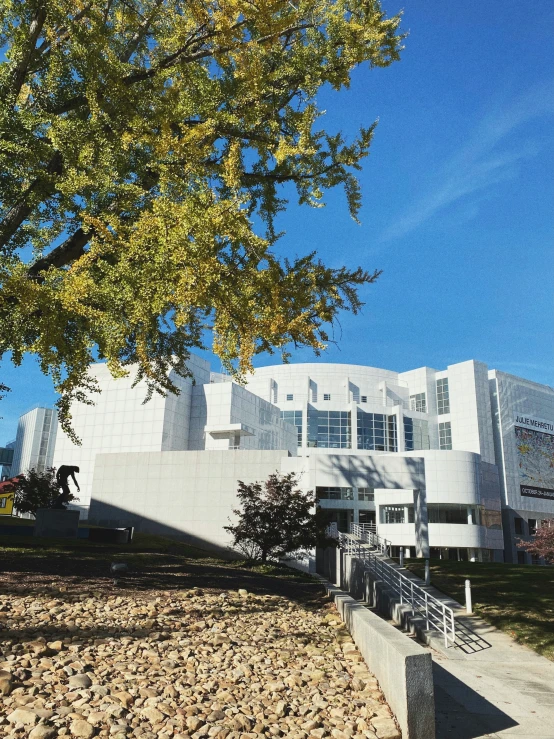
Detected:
[
  {"left": 332, "top": 546, "right": 554, "bottom": 737},
  {"left": 428, "top": 605, "right": 554, "bottom": 738},
  {"left": 378, "top": 560, "right": 554, "bottom": 736}
]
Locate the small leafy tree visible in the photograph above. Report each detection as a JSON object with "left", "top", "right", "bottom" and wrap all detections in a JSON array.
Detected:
[
  {"left": 518, "top": 520, "right": 554, "bottom": 563},
  {"left": 225, "top": 473, "right": 334, "bottom": 561},
  {"left": 10, "top": 467, "right": 78, "bottom": 516}
]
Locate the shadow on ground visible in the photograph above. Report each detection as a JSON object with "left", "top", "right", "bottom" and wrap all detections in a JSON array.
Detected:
[
  {"left": 433, "top": 661, "right": 518, "bottom": 739},
  {"left": 0, "top": 548, "right": 324, "bottom": 607}
]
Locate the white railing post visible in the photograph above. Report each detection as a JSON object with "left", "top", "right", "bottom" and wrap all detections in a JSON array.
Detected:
[
  {"left": 425, "top": 591, "right": 429, "bottom": 630},
  {"left": 465, "top": 579, "right": 473, "bottom": 615},
  {"left": 347, "top": 533, "right": 455, "bottom": 646},
  {"left": 399, "top": 573, "right": 403, "bottom": 604}
]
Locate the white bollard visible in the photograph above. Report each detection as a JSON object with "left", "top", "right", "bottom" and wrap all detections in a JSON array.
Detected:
[
  {"left": 425, "top": 559, "right": 431, "bottom": 585},
  {"left": 465, "top": 579, "right": 473, "bottom": 614},
  {"left": 399, "top": 547, "right": 404, "bottom": 567}
]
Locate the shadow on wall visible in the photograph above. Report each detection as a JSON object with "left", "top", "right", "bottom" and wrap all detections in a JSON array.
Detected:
[
  {"left": 316, "top": 453, "right": 426, "bottom": 491},
  {"left": 88, "top": 499, "right": 238, "bottom": 558}
]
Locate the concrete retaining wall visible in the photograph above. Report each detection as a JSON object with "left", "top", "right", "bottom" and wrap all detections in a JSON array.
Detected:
[
  {"left": 34, "top": 509, "right": 80, "bottom": 538},
  {"left": 340, "top": 550, "right": 446, "bottom": 649},
  {"left": 320, "top": 548, "right": 435, "bottom": 739}
]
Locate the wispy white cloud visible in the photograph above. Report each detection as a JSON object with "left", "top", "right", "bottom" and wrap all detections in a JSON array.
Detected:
[{"left": 380, "top": 83, "right": 554, "bottom": 242}]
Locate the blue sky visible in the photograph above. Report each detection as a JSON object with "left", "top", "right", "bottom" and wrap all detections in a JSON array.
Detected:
[{"left": 1, "top": 0, "right": 553, "bottom": 442}]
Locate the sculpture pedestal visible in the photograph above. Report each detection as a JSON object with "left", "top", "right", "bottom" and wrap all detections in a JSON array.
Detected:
[{"left": 34, "top": 509, "right": 80, "bottom": 539}]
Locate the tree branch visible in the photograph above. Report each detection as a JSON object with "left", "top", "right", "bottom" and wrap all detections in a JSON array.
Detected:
[
  {"left": 27, "top": 228, "right": 91, "bottom": 279},
  {"left": 119, "top": 0, "right": 164, "bottom": 64},
  {"left": 0, "top": 151, "right": 63, "bottom": 251},
  {"left": 30, "top": 4, "right": 97, "bottom": 74},
  {"left": 241, "top": 160, "right": 339, "bottom": 184},
  {"left": 45, "top": 19, "right": 314, "bottom": 116},
  {"left": 123, "top": 22, "right": 314, "bottom": 84},
  {"left": 26, "top": 167, "right": 160, "bottom": 277},
  {"left": 8, "top": 4, "right": 47, "bottom": 103}
]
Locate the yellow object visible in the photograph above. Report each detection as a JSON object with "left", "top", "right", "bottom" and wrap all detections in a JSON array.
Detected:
[{"left": 0, "top": 493, "right": 14, "bottom": 516}]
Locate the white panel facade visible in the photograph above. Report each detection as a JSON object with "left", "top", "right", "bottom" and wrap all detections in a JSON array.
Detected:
[
  {"left": 10, "top": 407, "right": 58, "bottom": 477},
  {"left": 5, "top": 353, "right": 553, "bottom": 563},
  {"left": 188, "top": 382, "right": 297, "bottom": 455},
  {"left": 89, "top": 449, "right": 288, "bottom": 552},
  {"left": 52, "top": 358, "right": 209, "bottom": 514},
  {"left": 448, "top": 360, "right": 495, "bottom": 463}
]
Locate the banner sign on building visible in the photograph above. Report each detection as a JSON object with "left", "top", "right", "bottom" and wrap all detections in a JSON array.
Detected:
[{"left": 515, "top": 424, "right": 554, "bottom": 500}]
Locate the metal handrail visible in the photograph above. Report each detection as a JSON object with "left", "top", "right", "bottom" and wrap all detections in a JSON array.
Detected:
[
  {"left": 338, "top": 529, "right": 456, "bottom": 648},
  {"left": 352, "top": 522, "right": 376, "bottom": 534},
  {"left": 350, "top": 522, "right": 391, "bottom": 556}
]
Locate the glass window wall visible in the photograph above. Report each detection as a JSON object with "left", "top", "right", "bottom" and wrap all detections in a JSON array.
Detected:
[
  {"left": 357, "top": 411, "right": 398, "bottom": 451},
  {"left": 409, "top": 392, "right": 427, "bottom": 413},
  {"left": 439, "top": 421, "right": 452, "bottom": 450},
  {"left": 308, "top": 410, "right": 351, "bottom": 448},
  {"left": 436, "top": 378, "right": 450, "bottom": 415},
  {"left": 404, "top": 417, "right": 430, "bottom": 451},
  {"left": 316, "top": 487, "right": 353, "bottom": 501},
  {"left": 280, "top": 410, "right": 303, "bottom": 446}
]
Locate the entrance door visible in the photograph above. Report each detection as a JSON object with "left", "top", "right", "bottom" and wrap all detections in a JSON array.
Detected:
[{"left": 327, "top": 510, "right": 352, "bottom": 533}]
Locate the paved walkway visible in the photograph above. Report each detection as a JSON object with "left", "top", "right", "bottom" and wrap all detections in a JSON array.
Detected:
[{"left": 427, "top": 598, "right": 554, "bottom": 738}]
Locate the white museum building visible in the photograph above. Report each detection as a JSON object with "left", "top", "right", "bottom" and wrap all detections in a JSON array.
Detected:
[{"left": 4, "top": 355, "right": 554, "bottom": 565}]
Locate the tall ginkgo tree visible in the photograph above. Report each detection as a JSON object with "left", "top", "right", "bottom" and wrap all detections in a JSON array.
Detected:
[{"left": 0, "top": 0, "right": 403, "bottom": 439}]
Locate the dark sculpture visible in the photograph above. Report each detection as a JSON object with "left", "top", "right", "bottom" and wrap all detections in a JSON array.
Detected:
[{"left": 53, "top": 465, "right": 80, "bottom": 509}]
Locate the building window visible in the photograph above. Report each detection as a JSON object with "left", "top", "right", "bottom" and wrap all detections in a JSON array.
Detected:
[
  {"left": 357, "top": 411, "right": 385, "bottom": 450},
  {"left": 436, "top": 378, "right": 450, "bottom": 415},
  {"left": 514, "top": 518, "right": 524, "bottom": 535},
  {"left": 404, "top": 417, "right": 430, "bottom": 451},
  {"left": 323, "top": 393, "right": 331, "bottom": 401},
  {"left": 357, "top": 411, "right": 397, "bottom": 451},
  {"left": 316, "top": 487, "right": 353, "bottom": 501},
  {"left": 381, "top": 505, "right": 405, "bottom": 524},
  {"left": 286, "top": 393, "right": 294, "bottom": 401},
  {"left": 327, "top": 510, "right": 351, "bottom": 533},
  {"left": 428, "top": 505, "right": 471, "bottom": 524},
  {"left": 307, "top": 410, "right": 351, "bottom": 448},
  {"left": 0, "top": 497, "right": 6, "bottom": 509},
  {"left": 358, "top": 488, "right": 374, "bottom": 502},
  {"left": 361, "top": 395, "right": 367, "bottom": 403},
  {"left": 439, "top": 421, "right": 452, "bottom": 450},
  {"left": 528, "top": 519, "right": 537, "bottom": 536},
  {"left": 409, "top": 392, "right": 427, "bottom": 413},
  {"left": 517, "top": 551, "right": 526, "bottom": 565},
  {"left": 404, "top": 416, "right": 413, "bottom": 450},
  {"left": 352, "top": 391, "right": 360, "bottom": 403},
  {"left": 387, "top": 415, "right": 397, "bottom": 452},
  {"left": 280, "top": 410, "right": 303, "bottom": 446},
  {"left": 380, "top": 505, "right": 414, "bottom": 524}
]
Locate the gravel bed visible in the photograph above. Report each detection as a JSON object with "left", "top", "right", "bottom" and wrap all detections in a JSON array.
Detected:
[{"left": 0, "top": 582, "right": 400, "bottom": 739}]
